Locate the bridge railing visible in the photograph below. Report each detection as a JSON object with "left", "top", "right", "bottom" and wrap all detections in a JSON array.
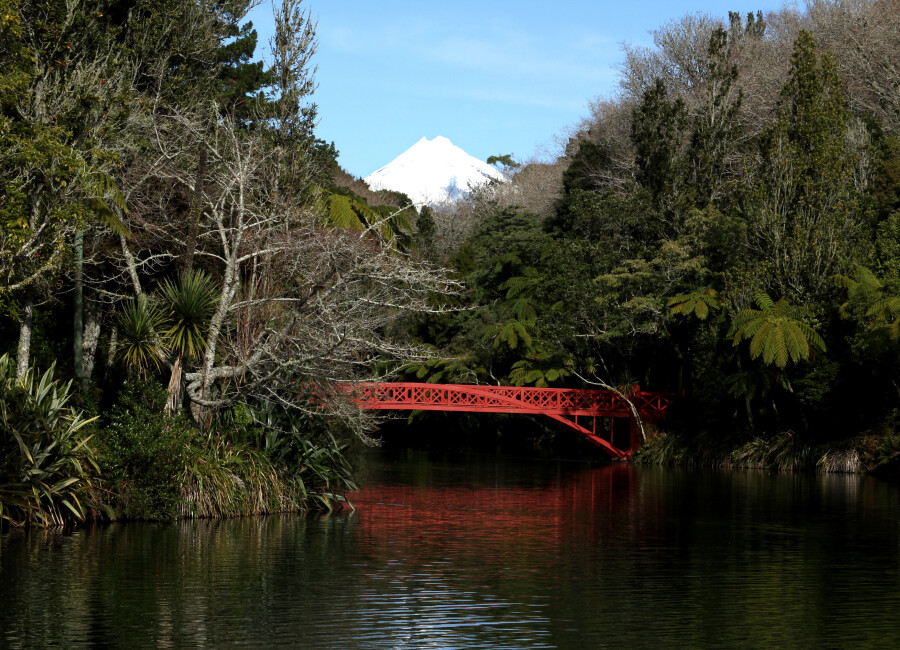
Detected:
[{"left": 343, "top": 382, "right": 676, "bottom": 419}]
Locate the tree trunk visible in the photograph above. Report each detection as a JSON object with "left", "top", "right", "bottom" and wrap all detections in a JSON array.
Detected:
[
  {"left": 166, "top": 356, "right": 184, "bottom": 414},
  {"left": 119, "top": 234, "right": 142, "bottom": 296},
  {"left": 575, "top": 372, "right": 647, "bottom": 444},
  {"left": 81, "top": 299, "right": 101, "bottom": 390},
  {"left": 180, "top": 148, "right": 208, "bottom": 274},
  {"left": 195, "top": 235, "right": 240, "bottom": 426},
  {"left": 73, "top": 230, "right": 84, "bottom": 384},
  {"left": 16, "top": 293, "right": 34, "bottom": 380},
  {"left": 107, "top": 324, "right": 118, "bottom": 368}
]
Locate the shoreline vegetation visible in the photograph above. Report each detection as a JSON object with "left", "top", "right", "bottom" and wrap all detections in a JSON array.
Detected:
[
  {"left": 0, "top": 353, "right": 357, "bottom": 528},
  {"left": 5, "top": 0, "right": 900, "bottom": 529},
  {"left": 633, "top": 425, "right": 900, "bottom": 476}
]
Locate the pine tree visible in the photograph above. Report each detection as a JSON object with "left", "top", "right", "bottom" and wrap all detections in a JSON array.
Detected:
[
  {"left": 631, "top": 79, "right": 688, "bottom": 205},
  {"left": 416, "top": 206, "right": 436, "bottom": 252},
  {"left": 747, "top": 30, "right": 864, "bottom": 302}
]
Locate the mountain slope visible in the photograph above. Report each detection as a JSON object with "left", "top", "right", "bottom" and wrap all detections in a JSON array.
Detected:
[{"left": 364, "top": 136, "right": 506, "bottom": 207}]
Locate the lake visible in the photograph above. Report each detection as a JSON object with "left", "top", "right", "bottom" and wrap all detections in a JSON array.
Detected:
[{"left": 2, "top": 448, "right": 899, "bottom": 648}]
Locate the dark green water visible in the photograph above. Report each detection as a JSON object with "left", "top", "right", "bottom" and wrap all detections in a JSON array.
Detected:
[{"left": 2, "top": 450, "right": 900, "bottom": 648}]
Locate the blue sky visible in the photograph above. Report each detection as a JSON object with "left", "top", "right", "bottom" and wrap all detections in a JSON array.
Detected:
[{"left": 247, "top": 1, "right": 785, "bottom": 178}]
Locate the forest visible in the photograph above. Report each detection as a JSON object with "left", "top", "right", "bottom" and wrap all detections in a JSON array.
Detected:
[
  {"left": 2, "top": 0, "right": 900, "bottom": 528},
  {"left": 419, "top": 0, "right": 900, "bottom": 473}
]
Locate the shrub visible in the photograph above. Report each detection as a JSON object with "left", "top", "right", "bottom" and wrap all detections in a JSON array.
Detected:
[
  {"left": 99, "top": 381, "right": 353, "bottom": 519},
  {"left": 98, "top": 379, "right": 192, "bottom": 520},
  {"left": 229, "top": 399, "right": 358, "bottom": 510},
  {"left": 0, "top": 354, "right": 104, "bottom": 528}
]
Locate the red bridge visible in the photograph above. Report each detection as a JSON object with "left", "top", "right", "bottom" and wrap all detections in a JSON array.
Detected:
[{"left": 346, "top": 382, "right": 676, "bottom": 459}]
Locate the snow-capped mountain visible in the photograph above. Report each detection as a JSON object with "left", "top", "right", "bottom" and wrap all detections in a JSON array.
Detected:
[{"left": 364, "top": 136, "right": 507, "bottom": 208}]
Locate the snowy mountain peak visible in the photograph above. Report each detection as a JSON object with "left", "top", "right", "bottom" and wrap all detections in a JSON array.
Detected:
[{"left": 364, "top": 137, "right": 507, "bottom": 208}]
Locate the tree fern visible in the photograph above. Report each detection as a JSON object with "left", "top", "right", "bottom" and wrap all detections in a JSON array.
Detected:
[
  {"left": 482, "top": 319, "right": 534, "bottom": 351},
  {"left": 509, "top": 354, "right": 570, "bottom": 387},
  {"left": 833, "top": 266, "right": 900, "bottom": 339},
  {"left": 490, "top": 252, "right": 522, "bottom": 273},
  {"left": 730, "top": 290, "right": 825, "bottom": 368},
  {"left": 500, "top": 268, "right": 542, "bottom": 299},
  {"left": 867, "top": 295, "right": 900, "bottom": 339},
  {"left": 402, "top": 357, "right": 484, "bottom": 384},
  {"left": 508, "top": 297, "right": 537, "bottom": 322},
  {"left": 668, "top": 287, "right": 721, "bottom": 320},
  {"left": 323, "top": 192, "right": 413, "bottom": 249},
  {"left": 324, "top": 194, "right": 366, "bottom": 231}
]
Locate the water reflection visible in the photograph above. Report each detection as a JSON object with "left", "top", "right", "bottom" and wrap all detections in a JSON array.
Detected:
[{"left": 2, "top": 453, "right": 900, "bottom": 648}]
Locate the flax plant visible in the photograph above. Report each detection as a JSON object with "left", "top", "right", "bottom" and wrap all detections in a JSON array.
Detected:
[{"left": 0, "top": 354, "right": 104, "bottom": 527}]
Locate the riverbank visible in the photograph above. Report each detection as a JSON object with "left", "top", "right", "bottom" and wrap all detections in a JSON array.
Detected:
[
  {"left": 0, "top": 363, "right": 356, "bottom": 530},
  {"left": 632, "top": 427, "right": 900, "bottom": 477}
]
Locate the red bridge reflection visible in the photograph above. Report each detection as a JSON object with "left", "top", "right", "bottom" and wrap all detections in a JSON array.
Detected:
[
  {"left": 347, "top": 382, "right": 676, "bottom": 458},
  {"left": 350, "top": 464, "right": 662, "bottom": 576}
]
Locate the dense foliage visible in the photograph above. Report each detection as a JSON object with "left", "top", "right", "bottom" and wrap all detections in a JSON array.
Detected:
[
  {"left": 0, "top": 353, "right": 104, "bottom": 526},
  {"left": 0, "top": 0, "right": 454, "bottom": 527},
  {"left": 412, "top": 2, "right": 900, "bottom": 470}
]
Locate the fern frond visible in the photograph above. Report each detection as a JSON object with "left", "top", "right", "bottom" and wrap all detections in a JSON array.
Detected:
[
  {"left": 490, "top": 252, "right": 522, "bottom": 273},
  {"left": 782, "top": 322, "right": 809, "bottom": 364},
  {"left": 795, "top": 321, "right": 825, "bottom": 353},
  {"left": 748, "top": 321, "right": 771, "bottom": 360},
  {"left": 509, "top": 297, "right": 537, "bottom": 321},
  {"left": 891, "top": 318, "right": 900, "bottom": 341},
  {"left": 325, "top": 195, "right": 365, "bottom": 231},
  {"left": 868, "top": 296, "right": 900, "bottom": 319},
  {"left": 771, "top": 326, "right": 788, "bottom": 368},
  {"left": 753, "top": 290, "right": 776, "bottom": 312}
]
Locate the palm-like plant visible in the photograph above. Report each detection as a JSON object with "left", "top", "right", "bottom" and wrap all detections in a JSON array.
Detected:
[
  {"left": 116, "top": 294, "right": 168, "bottom": 375},
  {"left": 158, "top": 270, "right": 217, "bottom": 413},
  {"left": 729, "top": 290, "right": 825, "bottom": 369},
  {"left": 115, "top": 271, "right": 217, "bottom": 413},
  {"left": 159, "top": 271, "right": 217, "bottom": 360}
]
